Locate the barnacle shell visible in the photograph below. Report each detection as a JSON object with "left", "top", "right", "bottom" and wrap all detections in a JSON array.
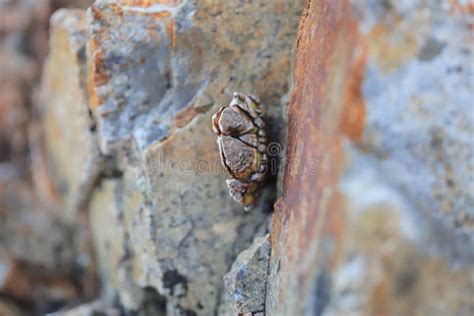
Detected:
[{"left": 212, "top": 92, "right": 268, "bottom": 208}]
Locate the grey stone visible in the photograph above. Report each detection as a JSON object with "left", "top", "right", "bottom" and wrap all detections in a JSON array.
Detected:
[
  {"left": 356, "top": 0, "right": 474, "bottom": 234},
  {"left": 224, "top": 235, "right": 270, "bottom": 314},
  {"left": 85, "top": 1, "right": 304, "bottom": 315},
  {"left": 266, "top": 1, "right": 474, "bottom": 315}
]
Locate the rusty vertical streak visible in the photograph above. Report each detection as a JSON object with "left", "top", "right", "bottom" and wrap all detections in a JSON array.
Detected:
[
  {"left": 271, "top": 0, "right": 366, "bottom": 313},
  {"left": 167, "top": 18, "right": 175, "bottom": 48}
]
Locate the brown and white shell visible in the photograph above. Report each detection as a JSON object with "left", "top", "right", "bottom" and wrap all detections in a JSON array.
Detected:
[{"left": 212, "top": 92, "right": 268, "bottom": 209}]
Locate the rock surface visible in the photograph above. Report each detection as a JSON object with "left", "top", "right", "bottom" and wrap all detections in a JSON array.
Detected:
[
  {"left": 37, "top": 8, "right": 102, "bottom": 220},
  {"left": 84, "top": 0, "right": 304, "bottom": 315},
  {"left": 268, "top": 1, "right": 474, "bottom": 315},
  {"left": 1, "top": 0, "right": 473, "bottom": 315},
  {"left": 224, "top": 234, "right": 270, "bottom": 315},
  {"left": 0, "top": 2, "right": 97, "bottom": 314}
]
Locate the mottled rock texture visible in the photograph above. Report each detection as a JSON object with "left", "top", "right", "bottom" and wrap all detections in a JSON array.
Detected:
[
  {"left": 224, "top": 235, "right": 270, "bottom": 315},
  {"left": 0, "top": 0, "right": 95, "bottom": 315},
  {"left": 0, "top": 298, "right": 25, "bottom": 316},
  {"left": 37, "top": 9, "right": 102, "bottom": 220},
  {"left": 0, "top": 0, "right": 93, "bottom": 169},
  {"left": 84, "top": 0, "right": 303, "bottom": 315},
  {"left": 268, "top": 1, "right": 474, "bottom": 315}
]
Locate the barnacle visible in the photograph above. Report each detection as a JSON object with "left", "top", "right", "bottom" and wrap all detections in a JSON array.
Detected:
[{"left": 212, "top": 92, "right": 268, "bottom": 209}]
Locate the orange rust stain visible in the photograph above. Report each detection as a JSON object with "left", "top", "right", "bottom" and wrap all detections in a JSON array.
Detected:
[
  {"left": 173, "top": 104, "right": 208, "bottom": 129},
  {"left": 92, "top": 52, "right": 109, "bottom": 87},
  {"left": 340, "top": 45, "right": 367, "bottom": 141},
  {"left": 87, "top": 4, "right": 111, "bottom": 109},
  {"left": 271, "top": 198, "right": 289, "bottom": 258},
  {"left": 154, "top": 11, "right": 172, "bottom": 18},
  {"left": 87, "top": 65, "right": 99, "bottom": 109},
  {"left": 167, "top": 18, "right": 176, "bottom": 48},
  {"left": 295, "top": 137, "right": 346, "bottom": 254},
  {"left": 270, "top": 0, "right": 368, "bottom": 313},
  {"left": 448, "top": 0, "right": 474, "bottom": 14},
  {"left": 87, "top": 47, "right": 110, "bottom": 109},
  {"left": 121, "top": 0, "right": 181, "bottom": 6},
  {"left": 126, "top": 9, "right": 172, "bottom": 19},
  {"left": 88, "top": 3, "right": 104, "bottom": 20},
  {"left": 122, "top": 0, "right": 151, "bottom": 6},
  {"left": 87, "top": 2, "right": 173, "bottom": 109},
  {"left": 109, "top": 3, "right": 124, "bottom": 16},
  {"left": 158, "top": 0, "right": 181, "bottom": 5}
]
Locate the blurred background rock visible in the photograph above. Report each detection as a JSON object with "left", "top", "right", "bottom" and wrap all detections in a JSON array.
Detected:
[{"left": 0, "top": 1, "right": 95, "bottom": 315}]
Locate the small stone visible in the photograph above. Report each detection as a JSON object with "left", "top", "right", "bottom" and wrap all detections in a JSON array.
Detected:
[{"left": 224, "top": 235, "right": 271, "bottom": 314}]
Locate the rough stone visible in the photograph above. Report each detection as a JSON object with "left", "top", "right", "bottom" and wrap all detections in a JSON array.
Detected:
[
  {"left": 223, "top": 234, "right": 270, "bottom": 315},
  {"left": 5, "top": 0, "right": 472, "bottom": 315},
  {"left": 36, "top": 8, "right": 102, "bottom": 221},
  {"left": 87, "top": 0, "right": 303, "bottom": 157},
  {"left": 85, "top": 1, "right": 304, "bottom": 315},
  {"left": 267, "top": 1, "right": 474, "bottom": 315}
]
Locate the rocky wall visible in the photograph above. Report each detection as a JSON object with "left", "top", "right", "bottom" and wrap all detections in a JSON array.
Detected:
[
  {"left": 37, "top": 0, "right": 304, "bottom": 315},
  {"left": 1, "top": 0, "right": 473, "bottom": 315},
  {"left": 268, "top": 1, "right": 474, "bottom": 315}
]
